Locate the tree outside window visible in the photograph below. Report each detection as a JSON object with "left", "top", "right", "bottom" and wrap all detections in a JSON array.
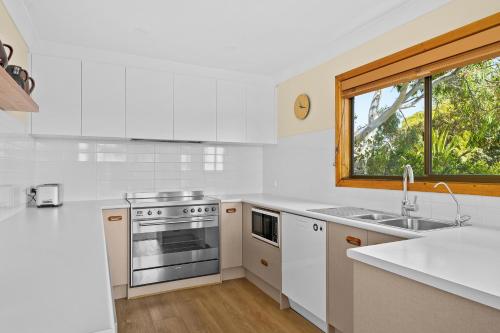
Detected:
[{"left": 351, "top": 56, "right": 499, "bottom": 179}]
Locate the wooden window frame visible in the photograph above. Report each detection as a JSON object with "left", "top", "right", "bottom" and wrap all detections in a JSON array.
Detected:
[{"left": 335, "top": 13, "right": 500, "bottom": 197}]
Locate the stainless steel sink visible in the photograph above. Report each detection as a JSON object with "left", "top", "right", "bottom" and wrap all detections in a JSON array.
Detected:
[
  {"left": 378, "top": 218, "right": 455, "bottom": 231},
  {"left": 351, "top": 213, "right": 399, "bottom": 221},
  {"left": 307, "top": 206, "right": 458, "bottom": 232}
]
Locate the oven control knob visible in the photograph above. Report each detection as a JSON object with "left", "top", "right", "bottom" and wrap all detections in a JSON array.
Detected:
[
  {"left": 157, "top": 210, "right": 162, "bottom": 215},
  {"left": 198, "top": 208, "right": 202, "bottom": 212},
  {"left": 212, "top": 207, "right": 216, "bottom": 211},
  {"left": 147, "top": 210, "right": 152, "bottom": 216},
  {"left": 205, "top": 207, "right": 209, "bottom": 212},
  {"left": 183, "top": 208, "right": 188, "bottom": 213},
  {"left": 191, "top": 208, "right": 195, "bottom": 213}
]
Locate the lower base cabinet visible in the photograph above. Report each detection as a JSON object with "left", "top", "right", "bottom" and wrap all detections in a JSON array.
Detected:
[
  {"left": 221, "top": 202, "right": 243, "bottom": 270},
  {"left": 353, "top": 261, "right": 500, "bottom": 333},
  {"left": 102, "top": 209, "right": 128, "bottom": 298},
  {"left": 328, "top": 224, "right": 404, "bottom": 333},
  {"left": 242, "top": 204, "right": 281, "bottom": 291}
]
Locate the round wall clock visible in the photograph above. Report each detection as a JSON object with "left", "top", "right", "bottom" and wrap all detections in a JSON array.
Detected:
[{"left": 294, "top": 94, "right": 310, "bottom": 120}]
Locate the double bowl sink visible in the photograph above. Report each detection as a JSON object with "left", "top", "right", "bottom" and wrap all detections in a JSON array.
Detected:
[
  {"left": 308, "top": 207, "right": 457, "bottom": 232},
  {"left": 351, "top": 213, "right": 455, "bottom": 231}
]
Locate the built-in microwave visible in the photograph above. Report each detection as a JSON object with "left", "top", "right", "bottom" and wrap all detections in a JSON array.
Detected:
[{"left": 251, "top": 208, "right": 280, "bottom": 247}]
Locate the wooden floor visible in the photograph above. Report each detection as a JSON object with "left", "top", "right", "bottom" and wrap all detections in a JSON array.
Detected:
[{"left": 115, "top": 278, "right": 322, "bottom": 333}]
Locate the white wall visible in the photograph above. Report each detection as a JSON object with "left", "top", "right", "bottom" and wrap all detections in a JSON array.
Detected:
[
  {"left": 263, "top": 130, "right": 500, "bottom": 228},
  {"left": 33, "top": 137, "right": 263, "bottom": 201},
  {"left": 0, "top": 112, "right": 35, "bottom": 221}
]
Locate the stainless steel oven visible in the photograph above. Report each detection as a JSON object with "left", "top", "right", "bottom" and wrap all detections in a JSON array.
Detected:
[
  {"left": 251, "top": 208, "right": 280, "bottom": 247},
  {"left": 127, "top": 191, "right": 220, "bottom": 287}
]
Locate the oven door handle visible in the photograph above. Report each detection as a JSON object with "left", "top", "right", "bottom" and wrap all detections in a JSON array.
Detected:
[
  {"left": 138, "top": 218, "right": 214, "bottom": 226},
  {"left": 134, "top": 215, "right": 191, "bottom": 221}
]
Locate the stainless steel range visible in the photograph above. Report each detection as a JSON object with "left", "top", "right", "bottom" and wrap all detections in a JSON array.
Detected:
[{"left": 126, "top": 191, "right": 220, "bottom": 287}]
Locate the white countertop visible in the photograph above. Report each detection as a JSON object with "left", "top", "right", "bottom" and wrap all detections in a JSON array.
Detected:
[
  {"left": 2, "top": 193, "right": 499, "bottom": 333},
  {"left": 347, "top": 226, "right": 500, "bottom": 310},
  {"left": 0, "top": 199, "right": 127, "bottom": 333}
]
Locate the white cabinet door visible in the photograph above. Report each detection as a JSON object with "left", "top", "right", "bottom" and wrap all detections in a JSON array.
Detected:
[
  {"left": 126, "top": 67, "right": 174, "bottom": 140},
  {"left": 282, "top": 213, "right": 326, "bottom": 325},
  {"left": 82, "top": 61, "right": 125, "bottom": 138},
  {"left": 216, "top": 80, "right": 245, "bottom": 142},
  {"left": 31, "top": 54, "right": 82, "bottom": 136},
  {"left": 173, "top": 74, "right": 216, "bottom": 141},
  {"left": 246, "top": 84, "right": 276, "bottom": 144}
]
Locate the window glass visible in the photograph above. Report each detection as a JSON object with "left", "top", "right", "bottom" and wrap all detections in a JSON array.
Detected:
[
  {"left": 352, "top": 79, "right": 425, "bottom": 176},
  {"left": 431, "top": 57, "right": 500, "bottom": 175}
]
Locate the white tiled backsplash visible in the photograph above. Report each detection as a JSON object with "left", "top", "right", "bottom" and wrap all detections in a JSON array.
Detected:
[
  {"left": 0, "top": 111, "right": 262, "bottom": 212},
  {"left": 0, "top": 112, "right": 35, "bottom": 221},
  {"left": 33, "top": 138, "right": 263, "bottom": 200},
  {"left": 263, "top": 129, "right": 500, "bottom": 229}
]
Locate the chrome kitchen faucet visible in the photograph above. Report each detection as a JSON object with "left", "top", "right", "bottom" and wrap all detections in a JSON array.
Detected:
[
  {"left": 433, "top": 182, "right": 471, "bottom": 226},
  {"left": 401, "top": 164, "right": 418, "bottom": 216}
]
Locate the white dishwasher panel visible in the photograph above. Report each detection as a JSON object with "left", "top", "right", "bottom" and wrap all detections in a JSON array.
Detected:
[{"left": 282, "top": 213, "right": 326, "bottom": 331}]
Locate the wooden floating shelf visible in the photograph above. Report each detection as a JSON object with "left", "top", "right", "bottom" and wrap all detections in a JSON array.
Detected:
[{"left": 0, "top": 66, "right": 38, "bottom": 112}]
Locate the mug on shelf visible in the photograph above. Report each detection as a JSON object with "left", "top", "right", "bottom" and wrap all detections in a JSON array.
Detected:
[
  {"left": 0, "top": 40, "right": 13, "bottom": 68},
  {"left": 6, "top": 65, "right": 35, "bottom": 94},
  {"left": 24, "top": 76, "right": 35, "bottom": 95}
]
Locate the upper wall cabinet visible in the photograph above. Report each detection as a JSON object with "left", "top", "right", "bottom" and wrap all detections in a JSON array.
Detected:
[
  {"left": 28, "top": 54, "right": 275, "bottom": 144},
  {"left": 216, "top": 80, "right": 246, "bottom": 143},
  {"left": 82, "top": 61, "right": 126, "bottom": 138},
  {"left": 31, "top": 54, "right": 82, "bottom": 136},
  {"left": 174, "top": 74, "right": 217, "bottom": 141},
  {"left": 126, "top": 67, "right": 174, "bottom": 140},
  {"left": 246, "top": 85, "right": 275, "bottom": 144}
]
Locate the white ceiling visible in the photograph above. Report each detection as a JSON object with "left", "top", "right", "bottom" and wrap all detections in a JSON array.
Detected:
[{"left": 20, "top": 0, "right": 449, "bottom": 78}]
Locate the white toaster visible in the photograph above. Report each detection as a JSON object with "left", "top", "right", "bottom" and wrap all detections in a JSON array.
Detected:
[{"left": 36, "top": 184, "right": 63, "bottom": 207}]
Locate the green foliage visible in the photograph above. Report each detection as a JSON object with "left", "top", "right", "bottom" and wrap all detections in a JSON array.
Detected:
[
  {"left": 353, "top": 110, "right": 425, "bottom": 176},
  {"left": 353, "top": 56, "right": 499, "bottom": 177},
  {"left": 432, "top": 57, "right": 499, "bottom": 175}
]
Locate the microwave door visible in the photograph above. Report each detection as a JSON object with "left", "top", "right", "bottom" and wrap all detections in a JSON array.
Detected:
[
  {"left": 252, "top": 211, "right": 263, "bottom": 237},
  {"left": 262, "top": 215, "right": 273, "bottom": 239}
]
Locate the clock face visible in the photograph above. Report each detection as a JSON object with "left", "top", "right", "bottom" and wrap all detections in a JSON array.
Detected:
[{"left": 294, "top": 94, "right": 310, "bottom": 120}]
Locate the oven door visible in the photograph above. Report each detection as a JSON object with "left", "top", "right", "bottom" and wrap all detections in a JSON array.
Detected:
[
  {"left": 131, "top": 216, "right": 219, "bottom": 286},
  {"left": 251, "top": 208, "right": 280, "bottom": 247}
]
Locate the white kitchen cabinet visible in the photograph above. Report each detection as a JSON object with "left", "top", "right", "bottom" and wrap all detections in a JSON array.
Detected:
[
  {"left": 31, "top": 54, "right": 82, "bottom": 136},
  {"left": 216, "top": 80, "right": 246, "bottom": 142},
  {"left": 126, "top": 67, "right": 174, "bottom": 140},
  {"left": 246, "top": 84, "right": 276, "bottom": 144},
  {"left": 82, "top": 61, "right": 125, "bottom": 138},
  {"left": 282, "top": 213, "right": 327, "bottom": 331},
  {"left": 174, "top": 74, "right": 216, "bottom": 141}
]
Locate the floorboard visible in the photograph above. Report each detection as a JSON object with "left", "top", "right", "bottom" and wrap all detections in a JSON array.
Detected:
[{"left": 115, "top": 278, "right": 322, "bottom": 333}]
